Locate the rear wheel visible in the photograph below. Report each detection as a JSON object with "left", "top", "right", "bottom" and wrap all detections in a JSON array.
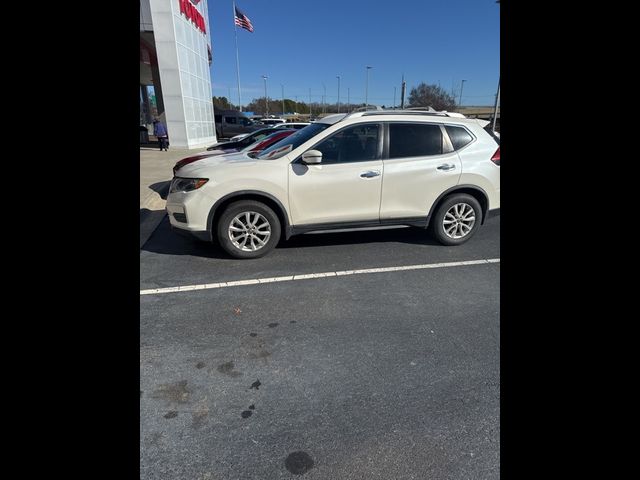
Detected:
[
  {"left": 216, "top": 200, "right": 281, "bottom": 259},
  {"left": 430, "top": 193, "right": 482, "bottom": 246}
]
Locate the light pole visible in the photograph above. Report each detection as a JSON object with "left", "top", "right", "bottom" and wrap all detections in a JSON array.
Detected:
[
  {"left": 393, "top": 86, "right": 396, "bottom": 109},
  {"left": 347, "top": 87, "right": 350, "bottom": 112},
  {"left": 365, "top": 66, "right": 372, "bottom": 109},
  {"left": 262, "top": 75, "right": 269, "bottom": 116},
  {"left": 492, "top": 76, "right": 500, "bottom": 132},
  {"left": 281, "top": 84, "right": 285, "bottom": 116},
  {"left": 459, "top": 79, "right": 466, "bottom": 107},
  {"left": 322, "top": 83, "right": 326, "bottom": 114},
  {"left": 336, "top": 75, "right": 341, "bottom": 113},
  {"left": 309, "top": 88, "right": 312, "bottom": 118}
]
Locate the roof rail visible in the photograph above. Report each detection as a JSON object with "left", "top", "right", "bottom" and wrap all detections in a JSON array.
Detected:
[
  {"left": 403, "top": 106, "right": 437, "bottom": 112},
  {"left": 359, "top": 109, "right": 466, "bottom": 118},
  {"left": 350, "top": 105, "right": 384, "bottom": 112}
]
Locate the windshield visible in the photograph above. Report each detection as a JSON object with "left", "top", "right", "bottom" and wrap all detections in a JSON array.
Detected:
[{"left": 257, "top": 123, "right": 330, "bottom": 159}]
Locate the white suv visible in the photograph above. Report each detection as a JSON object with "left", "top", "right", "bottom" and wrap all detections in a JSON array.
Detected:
[{"left": 167, "top": 110, "right": 500, "bottom": 259}]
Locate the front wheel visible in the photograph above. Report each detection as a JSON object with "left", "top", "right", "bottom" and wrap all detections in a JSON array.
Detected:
[
  {"left": 430, "top": 193, "right": 482, "bottom": 246},
  {"left": 216, "top": 200, "right": 281, "bottom": 259}
]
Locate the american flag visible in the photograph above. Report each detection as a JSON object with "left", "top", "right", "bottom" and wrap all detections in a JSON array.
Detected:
[{"left": 234, "top": 5, "right": 254, "bottom": 32}]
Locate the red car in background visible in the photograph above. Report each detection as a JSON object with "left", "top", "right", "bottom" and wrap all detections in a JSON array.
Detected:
[{"left": 173, "top": 129, "right": 296, "bottom": 174}]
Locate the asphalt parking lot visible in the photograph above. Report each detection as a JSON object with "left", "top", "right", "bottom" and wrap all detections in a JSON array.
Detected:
[{"left": 140, "top": 217, "right": 500, "bottom": 479}]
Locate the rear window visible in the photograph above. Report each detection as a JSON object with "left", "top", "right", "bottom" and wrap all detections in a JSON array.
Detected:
[
  {"left": 445, "top": 126, "right": 474, "bottom": 150},
  {"left": 389, "top": 123, "right": 443, "bottom": 158}
]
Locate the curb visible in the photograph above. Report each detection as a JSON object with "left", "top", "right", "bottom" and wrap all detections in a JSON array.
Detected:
[{"left": 140, "top": 182, "right": 171, "bottom": 249}]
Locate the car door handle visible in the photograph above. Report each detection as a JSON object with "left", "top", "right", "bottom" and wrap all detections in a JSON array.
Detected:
[
  {"left": 437, "top": 163, "right": 456, "bottom": 171},
  {"left": 360, "top": 170, "right": 381, "bottom": 178}
]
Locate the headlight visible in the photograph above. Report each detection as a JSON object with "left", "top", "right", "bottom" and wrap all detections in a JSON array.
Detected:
[{"left": 169, "top": 177, "right": 209, "bottom": 193}]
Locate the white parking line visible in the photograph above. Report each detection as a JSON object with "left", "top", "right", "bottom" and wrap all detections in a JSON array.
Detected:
[{"left": 140, "top": 258, "right": 500, "bottom": 296}]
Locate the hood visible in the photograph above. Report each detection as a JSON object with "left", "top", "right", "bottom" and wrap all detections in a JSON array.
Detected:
[{"left": 175, "top": 151, "right": 259, "bottom": 177}]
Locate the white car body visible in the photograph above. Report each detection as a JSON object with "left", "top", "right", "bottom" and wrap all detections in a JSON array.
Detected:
[{"left": 167, "top": 110, "right": 500, "bottom": 258}]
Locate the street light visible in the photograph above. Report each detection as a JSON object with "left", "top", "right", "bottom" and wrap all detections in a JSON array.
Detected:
[
  {"left": 365, "top": 66, "right": 372, "bottom": 109},
  {"left": 281, "top": 84, "right": 285, "bottom": 116},
  {"left": 459, "top": 79, "right": 466, "bottom": 107},
  {"left": 262, "top": 75, "right": 268, "bottom": 117},
  {"left": 492, "top": 77, "right": 500, "bottom": 132},
  {"left": 336, "top": 75, "right": 341, "bottom": 113},
  {"left": 322, "top": 83, "right": 326, "bottom": 114}
]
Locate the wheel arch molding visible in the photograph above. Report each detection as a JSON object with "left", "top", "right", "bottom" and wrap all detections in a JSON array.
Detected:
[
  {"left": 206, "top": 190, "right": 291, "bottom": 240},
  {"left": 426, "top": 184, "right": 490, "bottom": 226}
]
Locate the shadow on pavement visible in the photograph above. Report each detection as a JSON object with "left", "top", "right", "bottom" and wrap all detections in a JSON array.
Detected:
[
  {"left": 149, "top": 181, "right": 171, "bottom": 200},
  {"left": 141, "top": 217, "right": 441, "bottom": 259}
]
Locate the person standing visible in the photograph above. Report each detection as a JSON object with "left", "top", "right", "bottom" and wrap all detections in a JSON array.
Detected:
[{"left": 153, "top": 118, "right": 169, "bottom": 151}]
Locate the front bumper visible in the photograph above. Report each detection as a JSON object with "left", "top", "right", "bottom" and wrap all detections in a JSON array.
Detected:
[{"left": 170, "top": 224, "right": 211, "bottom": 242}]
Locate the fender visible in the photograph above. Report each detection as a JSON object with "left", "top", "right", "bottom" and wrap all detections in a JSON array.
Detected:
[
  {"left": 426, "top": 184, "right": 490, "bottom": 226},
  {"left": 206, "top": 190, "right": 291, "bottom": 239}
]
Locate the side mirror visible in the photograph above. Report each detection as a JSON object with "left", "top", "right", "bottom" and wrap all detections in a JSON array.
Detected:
[{"left": 302, "top": 149, "right": 322, "bottom": 164}]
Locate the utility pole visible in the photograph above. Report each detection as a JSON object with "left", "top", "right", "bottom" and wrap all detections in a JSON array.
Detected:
[
  {"left": 309, "top": 88, "right": 312, "bottom": 118},
  {"left": 262, "top": 75, "right": 268, "bottom": 116},
  {"left": 400, "top": 74, "right": 406, "bottom": 109},
  {"left": 393, "top": 86, "right": 396, "bottom": 109},
  {"left": 347, "top": 87, "right": 350, "bottom": 112}
]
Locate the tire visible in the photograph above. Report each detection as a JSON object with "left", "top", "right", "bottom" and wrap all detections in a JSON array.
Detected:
[
  {"left": 429, "top": 193, "right": 483, "bottom": 246},
  {"left": 216, "top": 200, "right": 281, "bottom": 259}
]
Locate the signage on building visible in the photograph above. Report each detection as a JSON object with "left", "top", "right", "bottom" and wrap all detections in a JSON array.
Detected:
[{"left": 179, "top": 0, "right": 206, "bottom": 35}]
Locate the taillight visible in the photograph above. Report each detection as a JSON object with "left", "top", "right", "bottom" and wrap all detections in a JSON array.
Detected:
[{"left": 490, "top": 147, "right": 500, "bottom": 166}]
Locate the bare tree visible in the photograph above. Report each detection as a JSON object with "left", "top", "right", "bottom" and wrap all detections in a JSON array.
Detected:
[{"left": 408, "top": 83, "right": 457, "bottom": 111}]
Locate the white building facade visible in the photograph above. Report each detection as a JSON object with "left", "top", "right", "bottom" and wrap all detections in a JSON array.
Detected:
[{"left": 140, "top": 0, "right": 217, "bottom": 149}]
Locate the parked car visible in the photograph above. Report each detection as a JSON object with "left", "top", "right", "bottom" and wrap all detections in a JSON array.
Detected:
[
  {"left": 168, "top": 109, "right": 500, "bottom": 259},
  {"left": 206, "top": 128, "right": 277, "bottom": 151},
  {"left": 259, "top": 118, "right": 286, "bottom": 126},
  {"left": 174, "top": 130, "right": 296, "bottom": 174},
  {"left": 273, "top": 122, "right": 311, "bottom": 130},
  {"left": 214, "top": 109, "right": 263, "bottom": 139}
]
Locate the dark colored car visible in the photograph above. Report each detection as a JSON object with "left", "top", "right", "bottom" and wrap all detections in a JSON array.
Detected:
[
  {"left": 174, "top": 130, "right": 296, "bottom": 174},
  {"left": 206, "top": 128, "right": 276, "bottom": 152}
]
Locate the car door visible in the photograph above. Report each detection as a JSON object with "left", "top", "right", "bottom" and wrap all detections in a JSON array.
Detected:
[
  {"left": 288, "top": 123, "right": 383, "bottom": 226},
  {"left": 380, "top": 122, "right": 462, "bottom": 220}
]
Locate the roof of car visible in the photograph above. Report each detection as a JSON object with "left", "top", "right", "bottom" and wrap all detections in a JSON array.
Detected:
[{"left": 316, "top": 109, "right": 486, "bottom": 128}]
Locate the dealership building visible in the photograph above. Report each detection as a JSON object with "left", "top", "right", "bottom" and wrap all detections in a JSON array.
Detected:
[{"left": 140, "top": 0, "right": 217, "bottom": 149}]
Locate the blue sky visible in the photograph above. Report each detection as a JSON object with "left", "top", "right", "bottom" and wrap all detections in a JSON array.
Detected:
[{"left": 207, "top": 0, "right": 500, "bottom": 108}]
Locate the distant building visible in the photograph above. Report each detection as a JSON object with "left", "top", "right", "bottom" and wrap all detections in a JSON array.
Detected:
[{"left": 140, "top": 0, "right": 216, "bottom": 148}]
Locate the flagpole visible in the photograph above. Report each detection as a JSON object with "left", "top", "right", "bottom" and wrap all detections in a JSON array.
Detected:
[{"left": 232, "top": 1, "right": 242, "bottom": 111}]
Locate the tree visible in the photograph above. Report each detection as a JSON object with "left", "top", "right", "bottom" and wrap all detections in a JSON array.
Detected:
[
  {"left": 212, "top": 96, "right": 235, "bottom": 110},
  {"left": 408, "top": 83, "right": 457, "bottom": 111}
]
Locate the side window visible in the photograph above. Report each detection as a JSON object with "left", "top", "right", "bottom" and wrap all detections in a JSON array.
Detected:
[
  {"left": 312, "top": 124, "right": 379, "bottom": 164},
  {"left": 445, "top": 125, "right": 474, "bottom": 150},
  {"left": 225, "top": 116, "right": 238, "bottom": 124},
  {"left": 388, "top": 123, "right": 443, "bottom": 158}
]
